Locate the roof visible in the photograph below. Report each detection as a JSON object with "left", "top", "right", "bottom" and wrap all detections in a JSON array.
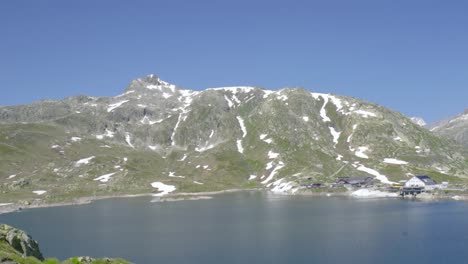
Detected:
[{"left": 415, "top": 175, "right": 437, "bottom": 185}]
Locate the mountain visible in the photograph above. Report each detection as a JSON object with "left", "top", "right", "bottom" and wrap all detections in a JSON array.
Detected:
[
  {"left": 410, "top": 117, "right": 427, "bottom": 127},
  {"left": 1, "top": 74, "right": 467, "bottom": 204},
  {"left": 431, "top": 109, "right": 468, "bottom": 146}
]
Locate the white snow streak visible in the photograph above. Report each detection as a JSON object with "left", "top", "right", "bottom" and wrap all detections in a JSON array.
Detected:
[
  {"left": 33, "top": 190, "right": 47, "bottom": 195},
  {"left": 179, "top": 154, "right": 188, "bottom": 161},
  {"left": 357, "top": 165, "right": 394, "bottom": 184},
  {"left": 75, "top": 156, "right": 95, "bottom": 166},
  {"left": 261, "top": 161, "right": 285, "bottom": 184},
  {"left": 237, "top": 116, "right": 247, "bottom": 138},
  {"left": 383, "top": 158, "right": 408, "bottom": 165},
  {"left": 318, "top": 96, "right": 331, "bottom": 122},
  {"left": 224, "top": 95, "right": 234, "bottom": 108},
  {"left": 107, "top": 100, "right": 129, "bottom": 112},
  {"left": 329, "top": 127, "right": 341, "bottom": 146},
  {"left": 195, "top": 144, "right": 215, "bottom": 152},
  {"left": 148, "top": 145, "right": 157, "bottom": 151},
  {"left": 93, "top": 173, "right": 116, "bottom": 183},
  {"left": 115, "top": 90, "right": 135, "bottom": 98},
  {"left": 171, "top": 114, "right": 183, "bottom": 146},
  {"left": 236, "top": 140, "right": 244, "bottom": 153},
  {"left": 355, "top": 147, "right": 369, "bottom": 159},
  {"left": 125, "top": 134, "right": 135, "bottom": 148}
]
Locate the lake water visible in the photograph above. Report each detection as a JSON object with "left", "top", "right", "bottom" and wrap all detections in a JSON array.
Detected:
[{"left": 1, "top": 191, "right": 468, "bottom": 263}]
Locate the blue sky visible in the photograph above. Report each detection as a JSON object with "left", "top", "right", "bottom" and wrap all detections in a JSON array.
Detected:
[{"left": 1, "top": 0, "right": 467, "bottom": 123}]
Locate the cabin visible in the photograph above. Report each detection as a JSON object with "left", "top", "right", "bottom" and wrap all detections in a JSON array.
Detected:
[
  {"left": 336, "top": 176, "right": 374, "bottom": 187},
  {"left": 404, "top": 175, "right": 437, "bottom": 190}
]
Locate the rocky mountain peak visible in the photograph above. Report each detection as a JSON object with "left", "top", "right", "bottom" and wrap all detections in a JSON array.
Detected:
[{"left": 124, "top": 74, "right": 180, "bottom": 93}]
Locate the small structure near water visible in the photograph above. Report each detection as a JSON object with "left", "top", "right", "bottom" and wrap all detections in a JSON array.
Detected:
[
  {"left": 336, "top": 176, "right": 374, "bottom": 187},
  {"left": 405, "top": 175, "right": 437, "bottom": 190},
  {"left": 400, "top": 175, "right": 437, "bottom": 197}
]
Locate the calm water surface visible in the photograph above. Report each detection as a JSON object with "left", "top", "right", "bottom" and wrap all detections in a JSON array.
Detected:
[{"left": 1, "top": 192, "right": 468, "bottom": 264}]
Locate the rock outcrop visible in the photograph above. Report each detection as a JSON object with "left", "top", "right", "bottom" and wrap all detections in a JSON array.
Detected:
[
  {"left": 0, "top": 224, "right": 131, "bottom": 264},
  {"left": 0, "top": 224, "right": 43, "bottom": 261}
]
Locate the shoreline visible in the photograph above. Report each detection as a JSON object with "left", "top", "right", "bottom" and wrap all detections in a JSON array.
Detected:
[
  {"left": 0, "top": 188, "right": 263, "bottom": 215},
  {"left": 0, "top": 187, "right": 467, "bottom": 215}
]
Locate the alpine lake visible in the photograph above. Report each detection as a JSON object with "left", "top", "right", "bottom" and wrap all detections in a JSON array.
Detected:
[{"left": 1, "top": 191, "right": 468, "bottom": 264}]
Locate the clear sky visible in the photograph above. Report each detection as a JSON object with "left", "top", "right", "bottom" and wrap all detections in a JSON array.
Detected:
[{"left": 1, "top": 0, "right": 467, "bottom": 123}]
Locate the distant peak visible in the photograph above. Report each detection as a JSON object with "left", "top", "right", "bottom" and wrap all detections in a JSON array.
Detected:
[
  {"left": 125, "top": 74, "right": 179, "bottom": 93},
  {"left": 141, "top": 74, "right": 164, "bottom": 84},
  {"left": 410, "top": 117, "right": 427, "bottom": 127}
]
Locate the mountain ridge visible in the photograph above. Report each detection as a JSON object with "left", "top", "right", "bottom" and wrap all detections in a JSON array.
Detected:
[{"left": 0, "top": 74, "right": 467, "bottom": 204}]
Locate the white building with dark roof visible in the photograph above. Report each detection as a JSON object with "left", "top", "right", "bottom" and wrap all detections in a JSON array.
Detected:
[{"left": 404, "top": 175, "right": 437, "bottom": 190}]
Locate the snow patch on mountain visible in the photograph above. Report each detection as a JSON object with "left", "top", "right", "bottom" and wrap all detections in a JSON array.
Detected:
[
  {"left": 329, "top": 127, "right": 341, "bottom": 146},
  {"left": 107, "top": 100, "right": 129, "bottom": 112},
  {"left": 353, "top": 110, "right": 377, "bottom": 118},
  {"left": 249, "top": 175, "right": 257, "bottom": 180},
  {"left": 261, "top": 161, "right": 285, "bottom": 184},
  {"left": 96, "top": 129, "right": 115, "bottom": 140},
  {"left": 224, "top": 95, "right": 234, "bottom": 108},
  {"left": 168, "top": 172, "right": 185, "bottom": 178},
  {"left": 75, "top": 156, "right": 95, "bottom": 166},
  {"left": 207, "top": 86, "right": 256, "bottom": 94},
  {"left": 383, "top": 158, "right": 408, "bottom": 165},
  {"left": 357, "top": 165, "right": 394, "bottom": 184},
  {"left": 270, "top": 179, "right": 297, "bottom": 194},
  {"left": 268, "top": 150, "right": 280, "bottom": 159},
  {"left": 195, "top": 144, "right": 215, "bottom": 152},
  {"left": 355, "top": 147, "right": 369, "bottom": 159},
  {"left": 125, "top": 134, "right": 135, "bottom": 148},
  {"left": 94, "top": 173, "right": 116, "bottom": 183},
  {"left": 236, "top": 139, "right": 244, "bottom": 153},
  {"left": 237, "top": 116, "right": 247, "bottom": 138},
  {"left": 115, "top": 90, "right": 135, "bottom": 98},
  {"left": 151, "top": 182, "right": 176, "bottom": 196}
]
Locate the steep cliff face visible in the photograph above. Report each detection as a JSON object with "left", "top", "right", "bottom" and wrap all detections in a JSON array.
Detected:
[{"left": 0, "top": 74, "right": 467, "bottom": 202}]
